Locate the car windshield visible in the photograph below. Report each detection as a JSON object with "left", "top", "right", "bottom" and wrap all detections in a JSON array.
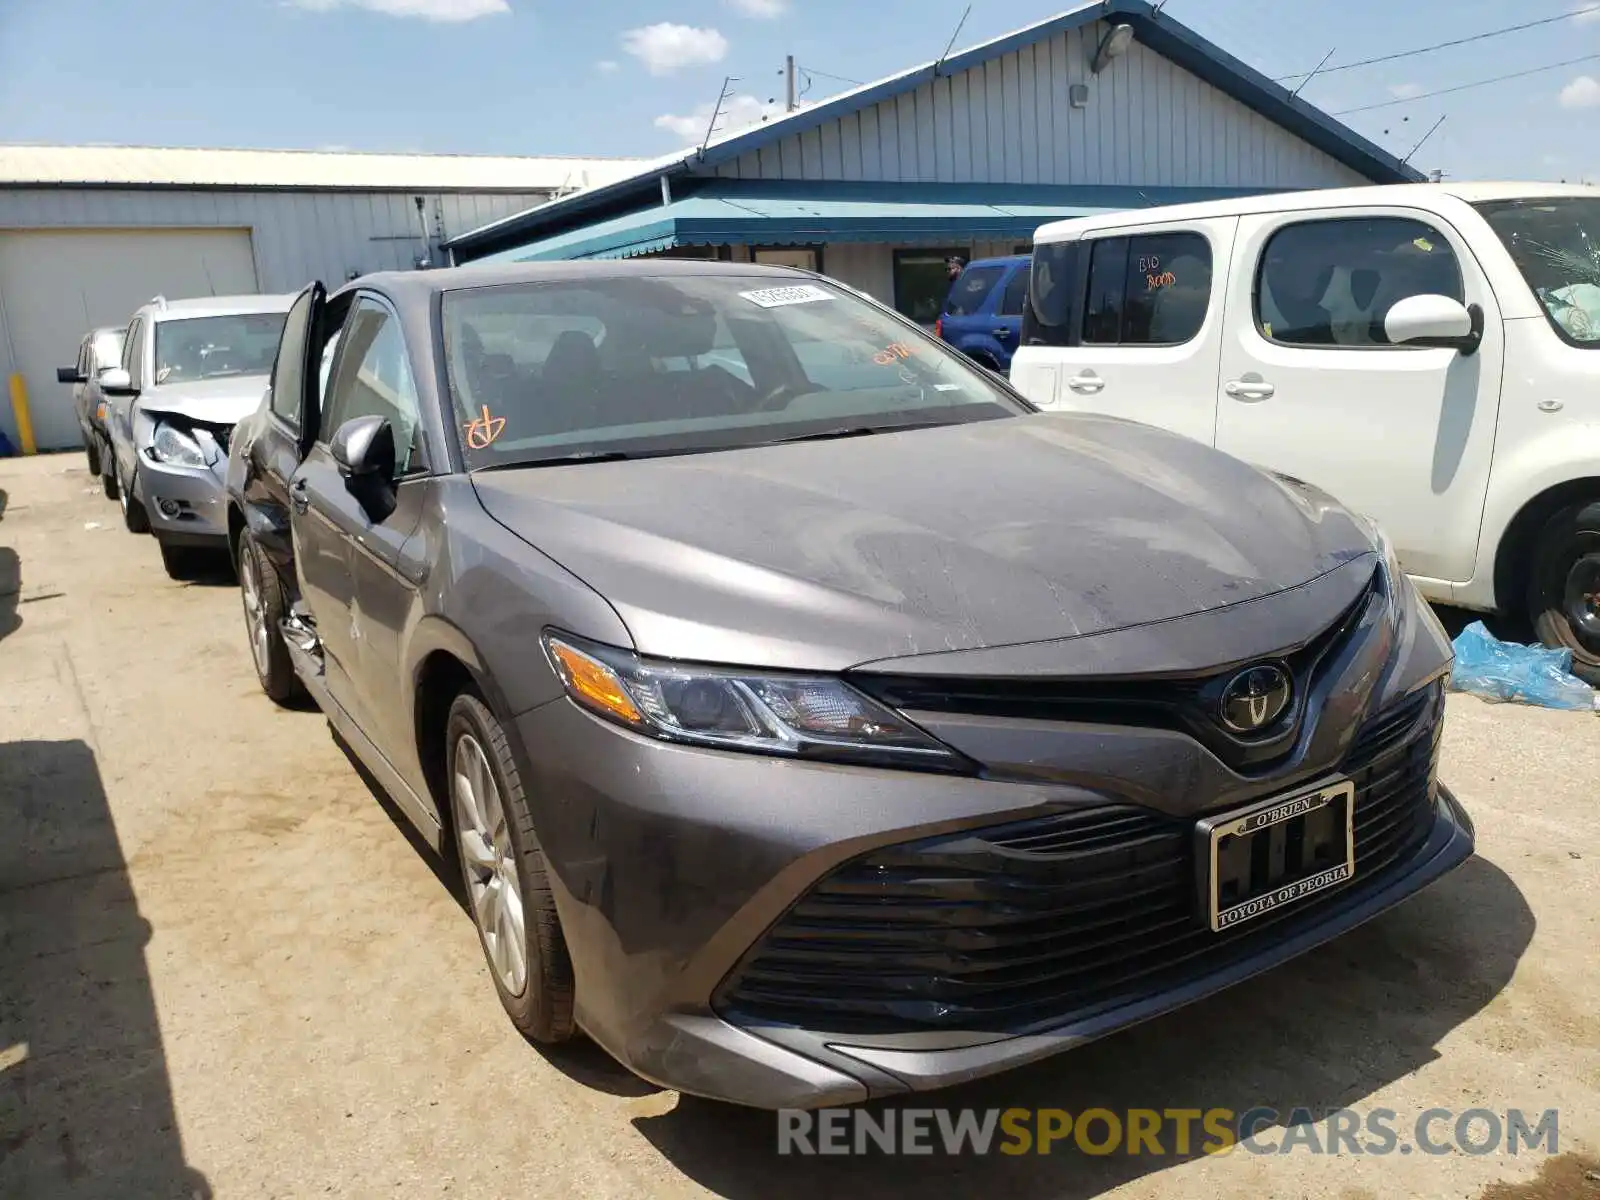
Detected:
[
  {"left": 441, "top": 274, "right": 1027, "bottom": 468},
  {"left": 1473, "top": 196, "right": 1600, "bottom": 346},
  {"left": 153, "top": 312, "right": 289, "bottom": 383},
  {"left": 92, "top": 329, "right": 126, "bottom": 368}
]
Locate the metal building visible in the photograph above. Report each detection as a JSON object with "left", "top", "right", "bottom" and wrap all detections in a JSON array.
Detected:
[
  {"left": 448, "top": 0, "right": 1422, "bottom": 323},
  {"left": 0, "top": 146, "right": 640, "bottom": 450}
]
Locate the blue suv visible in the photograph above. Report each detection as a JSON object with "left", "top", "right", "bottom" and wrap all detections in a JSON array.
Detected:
[{"left": 936, "top": 254, "right": 1030, "bottom": 372}]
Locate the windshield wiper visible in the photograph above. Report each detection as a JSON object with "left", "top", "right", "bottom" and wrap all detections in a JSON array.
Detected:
[
  {"left": 759, "top": 422, "right": 953, "bottom": 447},
  {"left": 474, "top": 450, "right": 636, "bottom": 471}
]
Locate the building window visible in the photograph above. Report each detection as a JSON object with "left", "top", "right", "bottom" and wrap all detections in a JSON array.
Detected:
[
  {"left": 893, "top": 247, "right": 970, "bottom": 326},
  {"left": 1256, "top": 217, "right": 1465, "bottom": 347}
]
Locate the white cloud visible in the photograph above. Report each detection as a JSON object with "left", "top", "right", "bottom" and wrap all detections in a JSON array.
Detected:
[
  {"left": 596, "top": 59, "right": 620, "bottom": 73},
  {"left": 654, "top": 93, "right": 783, "bottom": 142},
  {"left": 1388, "top": 82, "right": 1424, "bottom": 99},
  {"left": 1559, "top": 75, "right": 1600, "bottom": 108},
  {"left": 727, "top": 0, "right": 787, "bottom": 16},
  {"left": 622, "top": 23, "right": 729, "bottom": 74},
  {"left": 1573, "top": 3, "right": 1600, "bottom": 24},
  {"left": 288, "top": 0, "right": 509, "bottom": 20}
]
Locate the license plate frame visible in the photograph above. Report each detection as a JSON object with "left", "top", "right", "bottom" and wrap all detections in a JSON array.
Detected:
[{"left": 1199, "top": 779, "right": 1356, "bottom": 933}]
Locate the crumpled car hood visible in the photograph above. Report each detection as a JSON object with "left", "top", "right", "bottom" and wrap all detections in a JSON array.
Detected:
[
  {"left": 470, "top": 412, "right": 1376, "bottom": 673},
  {"left": 137, "top": 375, "right": 269, "bottom": 425}
]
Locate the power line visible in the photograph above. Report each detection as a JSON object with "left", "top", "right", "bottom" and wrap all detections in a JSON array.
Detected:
[
  {"left": 1333, "top": 50, "right": 1600, "bottom": 113},
  {"left": 1278, "top": 5, "right": 1600, "bottom": 81},
  {"left": 795, "top": 64, "right": 864, "bottom": 88}
]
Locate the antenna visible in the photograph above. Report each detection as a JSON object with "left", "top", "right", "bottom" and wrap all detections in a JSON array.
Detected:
[
  {"left": 1401, "top": 115, "right": 1446, "bottom": 165},
  {"left": 700, "top": 76, "right": 738, "bottom": 158},
  {"left": 1289, "top": 47, "right": 1336, "bottom": 98},
  {"left": 935, "top": 4, "right": 971, "bottom": 74}
]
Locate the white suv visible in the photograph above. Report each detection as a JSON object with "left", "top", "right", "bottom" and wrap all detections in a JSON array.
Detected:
[{"left": 1011, "top": 182, "right": 1600, "bottom": 683}]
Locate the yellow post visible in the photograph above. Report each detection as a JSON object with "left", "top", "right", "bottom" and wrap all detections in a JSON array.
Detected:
[{"left": 8, "top": 373, "right": 36, "bottom": 456}]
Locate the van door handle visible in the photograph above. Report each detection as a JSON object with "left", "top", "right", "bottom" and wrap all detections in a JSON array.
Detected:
[
  {"left": 1225, "top": 376, "right": 1276, "bottom": 401},
  {"left": 1066, "top": 371, "right": 1105, "bottom": 395}
]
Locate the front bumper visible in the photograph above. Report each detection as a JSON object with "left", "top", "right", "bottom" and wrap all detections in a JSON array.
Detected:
[
  {"left": 134, "top": 454, "right": 229, "bottom": 543},
  {"left": 511, "top": 676, "right": 1472, "bottom": 1110}
]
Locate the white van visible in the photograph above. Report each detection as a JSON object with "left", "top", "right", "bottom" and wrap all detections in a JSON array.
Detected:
[{"left": 1010, "top": 182, "right": 1600, "bottom": 683}]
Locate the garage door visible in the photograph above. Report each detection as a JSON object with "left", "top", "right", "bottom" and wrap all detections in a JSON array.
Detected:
[{"left": 0, "top": 228, "right": 258, "bottom": 451}]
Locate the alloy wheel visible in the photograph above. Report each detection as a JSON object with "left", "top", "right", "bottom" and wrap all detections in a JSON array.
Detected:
[
  {"left": 452, "top": 732, "right": 528, "bottom": 997},
  {"left": 240, "top": 548, "right": 271, "bottom": 679}
]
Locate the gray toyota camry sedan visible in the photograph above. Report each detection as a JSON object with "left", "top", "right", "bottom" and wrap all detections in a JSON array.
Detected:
[{"left": 226, "top": 261, "right": 1472, "bottom": 1109}]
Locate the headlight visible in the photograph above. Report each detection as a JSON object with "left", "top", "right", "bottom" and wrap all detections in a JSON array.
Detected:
[
  {"left": 1355, "top": 514, "right": 1408, "bottom": 620},
  {"left": 150, "top": 420, "right": 206, "bottom": 468},
  {"left": 543, "top": 633, "right": 967, "bottom": 772}
]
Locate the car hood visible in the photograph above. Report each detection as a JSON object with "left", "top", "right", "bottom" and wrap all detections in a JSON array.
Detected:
[
  {"left": 470, "top": 412, "right": 1377, "bottom": 673},
  {"left": 137, "top": 375, "right": 269, "bottom": 425}
]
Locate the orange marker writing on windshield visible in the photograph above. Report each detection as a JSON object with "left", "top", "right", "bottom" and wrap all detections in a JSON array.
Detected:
[{"left": 463, "top": 405, "right": 506, "bottom": 450}]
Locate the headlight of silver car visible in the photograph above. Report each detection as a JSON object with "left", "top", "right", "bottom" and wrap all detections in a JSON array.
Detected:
[
  {"left": 150, "top": 420, "right": 207, "bottom": 468},
  {"left": 542, "top": 633, "right": 967, "bottom": 771}
]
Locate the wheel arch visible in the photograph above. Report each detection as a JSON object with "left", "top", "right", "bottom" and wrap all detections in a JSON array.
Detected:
[
  {"left": 1492, "top": 475, "right": 1600, "bottom": 614},
  {"left": 409, "top": 618, "right": 518, "bottom": 820}
]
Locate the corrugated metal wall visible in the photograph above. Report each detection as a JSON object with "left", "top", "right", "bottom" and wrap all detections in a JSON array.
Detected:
[
  {"left": 0, "top": 187, "right": 551, "bottom": 291},
  {"left": 716, "top": 23, "right": 1368, "bottom": 190}
]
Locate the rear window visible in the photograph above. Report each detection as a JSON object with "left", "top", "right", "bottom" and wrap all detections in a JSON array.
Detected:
[
  {"left": 942, "top": 266, "right": 1006, "bottom": 316},
  {"left": 441, "top": 274, "right": 1027, "bottom": 468}
]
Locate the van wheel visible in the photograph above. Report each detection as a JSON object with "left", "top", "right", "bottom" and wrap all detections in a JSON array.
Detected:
[
  {"left": 100, "top": 440, "right": 119, "bottom": 500},
  {"left": 1527, "top": 500, "right": 1600, "bottom": 686},
  {"left": 447, "top": 693, "right": 575, "bottom": 1044},
  {"left": 83, "top": 435, "right": 101, "bottom": 478},
  {"left": 120, "top": 467, "right": 150, "bottom": 534}
]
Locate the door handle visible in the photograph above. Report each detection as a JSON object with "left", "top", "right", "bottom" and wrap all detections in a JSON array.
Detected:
[
  {"left": 1224, "top": 377, "right": 1276, "bottom": 401},
  {"left": 290, "top": 477, "right": 310, "bottom": 514},
  {"left": 1066, "top": 372, "right": 1105, "bottom": 395},
  {"left": 993, "top": 328, "right": 1014, "bottom": 338}
]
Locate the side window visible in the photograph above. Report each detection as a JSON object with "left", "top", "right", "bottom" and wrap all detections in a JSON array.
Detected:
[
  {"left": 122, "top": 318, "right": 143, "bottom": 387},
  {"left": 943, "top": 265, "right": 1006, "bottom": 316},
  {"left": 76, "top": 341, "right": 90, "bottom": 379},
  {"left": 996, "top": 266, "right": 1030, "bottom": 318},
  {"left": 1083, "top": 232, "right": 1212, "bottom": 346},
  {"left": 1256, "top": 217, "right": 1465, "bottom": 348},
  {"left": 321, "top": 298, "right": 424, "bottom": 476},
  {"left": 270, "top": 290, "right": 314, "bottom": 428},
  {"left": 1083, "top": 238, "right": 1129, "bottom": 344},
  {"left": 1023, "top": 241, "right": 1078, "bottom": 346}
]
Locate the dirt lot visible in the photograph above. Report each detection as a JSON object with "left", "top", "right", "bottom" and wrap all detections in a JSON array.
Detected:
[{"left": 2, "top": 451, "right": 1597, "bottom": 1200}]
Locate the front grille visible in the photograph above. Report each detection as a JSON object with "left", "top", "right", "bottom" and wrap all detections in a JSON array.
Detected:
[{"left": 716, "top": 682, "right": 1444, "bottom": 1034}]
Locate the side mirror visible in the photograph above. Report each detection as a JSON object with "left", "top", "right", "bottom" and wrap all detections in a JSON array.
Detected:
[
  {"left": 330, "top": 414, "right": 395, "bottom": 481},
  {"left": 98, "top": 367, "right": 137, "bottom": 396},
  {"left": 57, "top": 366, "right": 85, "bottom": 385},
  {"left": 1384, "top": 294, "right": 1483, "bottom": 356}
]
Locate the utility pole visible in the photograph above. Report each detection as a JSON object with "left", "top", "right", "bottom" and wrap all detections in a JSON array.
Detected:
[{"left": 785, "top": 55, "right": 797, "bottom": 112}]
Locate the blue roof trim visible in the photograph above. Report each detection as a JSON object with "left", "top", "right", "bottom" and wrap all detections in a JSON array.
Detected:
[
  {"left": 448, "top": 0, "right": 1420, "bottom": 261},
  {"left": 472, "top": 181, "right": 1277, "bottom": 263}
]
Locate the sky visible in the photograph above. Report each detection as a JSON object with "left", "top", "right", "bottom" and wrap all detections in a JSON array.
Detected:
[{"left": 0, "top": 0, "right": 1597, "bottom": 182}]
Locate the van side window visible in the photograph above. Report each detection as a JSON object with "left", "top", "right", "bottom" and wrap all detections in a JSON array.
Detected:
[
  {"left": 996, "top": 266, "right": 1030, "bottom": 317},
  {"left": 1082, "top": 232, "right": 1212, "bottom": 346},
  {"left": 1256, "top": 217, "right": 1464, "bottom": 348},
  {"left": 1023, "top": 242, "right": 1077, "bottom": 345}
]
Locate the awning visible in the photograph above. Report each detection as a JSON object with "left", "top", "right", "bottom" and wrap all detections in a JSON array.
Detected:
[{"left": 471, "top": 181, "right": 1270, "bottom": 262}]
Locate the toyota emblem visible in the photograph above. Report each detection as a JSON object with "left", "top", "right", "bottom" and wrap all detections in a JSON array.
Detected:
[{"left": 1219, "top": 664, "right": 1293, "bottom": 733}]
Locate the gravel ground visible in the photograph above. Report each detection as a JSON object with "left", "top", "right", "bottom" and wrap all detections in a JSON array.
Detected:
[{"left": 1, "top": 451, "right": 1596, "bottom": 1200}]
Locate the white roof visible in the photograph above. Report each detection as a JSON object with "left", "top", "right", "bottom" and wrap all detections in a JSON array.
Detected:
[
  {"left": 140, "top": 293, "right": 299, "bottom": 320},
  {"left": 1033, "top": 181, "right": 1600, "bottom": 242},
  {"left": 0, "top": 144, "right": 647, "bottom": 192}
]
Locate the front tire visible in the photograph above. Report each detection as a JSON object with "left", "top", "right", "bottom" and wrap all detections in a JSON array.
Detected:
[
  {"left": 1528, "top": 500, "right": 1600, "bottom": 686},
  {"left": 238, "top": 531, "right": 303, "bottom": 704},
  {"left": 447, "top": 692, "right": 575, "bottom": 1044},
  {"left": 83, "top": 434, "right": 101, "bottom": 477},
  {"left": 120, "top": 466, "right": 150, "bottom": 534}
]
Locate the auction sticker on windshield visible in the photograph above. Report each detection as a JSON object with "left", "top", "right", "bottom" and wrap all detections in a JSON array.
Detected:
[{"left": 739, "top": 284, "right": 834, "bottom": 308}]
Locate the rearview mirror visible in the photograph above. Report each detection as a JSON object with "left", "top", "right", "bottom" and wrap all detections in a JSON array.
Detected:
[
  {"left": 330, "top": 414, "right": 395, "bottom": 480},
  {"left": 98, "top": 367, "right": 137, "bottom": 396},
  {"left": 1384, "top": 294, "right": 1483, "bottom": 355},
  {"left": 57, "top": 366, "right": 84, "bottom": 385}
]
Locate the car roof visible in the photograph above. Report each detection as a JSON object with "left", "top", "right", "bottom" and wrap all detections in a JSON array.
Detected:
[
  {"left": 1033, "top": 180, "right": 1600, "bottom": 243},
  {"left": 86, "top": 324, "right": 125, "bottom": 339},
  {"left": 336, "top": 258, "right": 816, "bottom": 301},
  {"left": 965, "top": 255, "right": 1031, "bottom": 268},
  {"left": 138, "top": 293, "right": 298, "bottom": 321}
]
